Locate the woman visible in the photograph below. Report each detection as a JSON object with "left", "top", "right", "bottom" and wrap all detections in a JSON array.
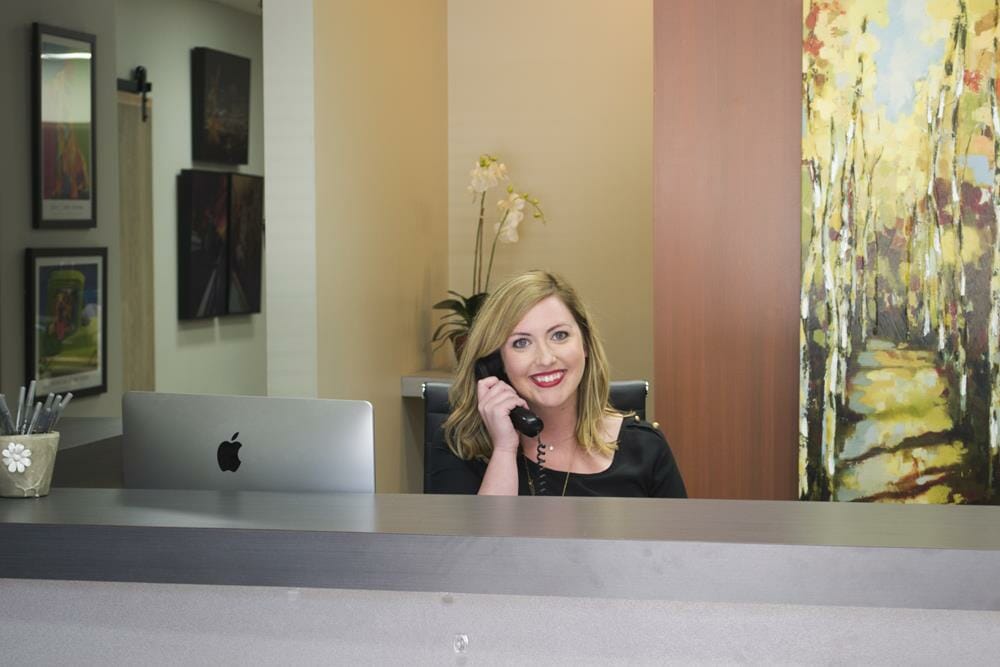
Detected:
[{"left": 430, "top": 271, "right": 686, "bottom": 497}]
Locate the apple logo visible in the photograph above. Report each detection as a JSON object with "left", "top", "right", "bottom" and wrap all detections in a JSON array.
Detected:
[{"left": 217, "top": 432, "right": 242, "bottom": 472}]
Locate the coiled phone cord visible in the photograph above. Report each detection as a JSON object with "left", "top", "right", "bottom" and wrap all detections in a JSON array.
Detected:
[{"left": 533, "top": 437, "right": 549, "bottom": 495}]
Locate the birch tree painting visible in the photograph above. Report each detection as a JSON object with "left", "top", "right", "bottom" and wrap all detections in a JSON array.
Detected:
[{"left": 801, "top": 0, "right": 1000, "bottom": 503}]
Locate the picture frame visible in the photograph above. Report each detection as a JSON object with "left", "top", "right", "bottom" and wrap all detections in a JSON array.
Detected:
[
  {"left": 25, "top": 248, "right": 108, "bottom": 397},
  {"left": 177, "top": 169, "right": 229, "bottom": 319},
  {"left": 227, "top": 173, "right": 264, "bottom": 315},
  {"left": 191, "top": 47, "right": 250, "bottom": 165},
  {"left": 32, "top": 23, "right": 97, "bottom": 229}
]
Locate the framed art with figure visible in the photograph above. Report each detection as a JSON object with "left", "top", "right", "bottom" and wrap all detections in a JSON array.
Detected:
[
  {"left": 32, "top": 23, "right": 97, "bottom": 229},
  {"left": 25, "top": 248, "right": 108, "bottom": 397}
]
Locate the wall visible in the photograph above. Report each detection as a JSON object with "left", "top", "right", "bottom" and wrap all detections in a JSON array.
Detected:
[
  {"left": 653, "top": 0, "right": 801, "bottom": 499},
  {"left": 447, "top": 0, "right": 654, "bottom": 403},
  {"left": 116, "top": 0, "right": 266, "bottom": 396},
  {"left": 313, "top": 0, "right": 448, "bottom": 493},
  {"left": 262, "top": 0, "right": 317, "bottom": 398},
  {"left": 0, "top": 0, "right": 123, "bottom": 419}
]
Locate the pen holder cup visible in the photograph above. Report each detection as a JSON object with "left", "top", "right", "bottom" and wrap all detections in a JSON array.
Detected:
[{"left": 0, "top": 432, "right": 59, "bottom": 498}]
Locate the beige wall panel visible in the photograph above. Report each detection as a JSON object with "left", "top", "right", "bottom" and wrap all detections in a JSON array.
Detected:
[
  {"left": 313, "top": 0, "right": 449, "bottom": 493},
  {"left": 448, "top": 0, "right": 654, "bottom": 406}
]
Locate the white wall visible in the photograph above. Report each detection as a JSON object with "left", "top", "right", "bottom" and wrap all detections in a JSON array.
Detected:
[
  {"left": 448, "top": 0, "right": 654, "bottom": 406},
  {"left": 116, "top": 0, "right": 266, "bottom": 396},
  {"left": 0, "top": 0, "right": 123, "bottom": 419},
  {"left": 262, "top": 0, "right": 316, "bottom": 398}
]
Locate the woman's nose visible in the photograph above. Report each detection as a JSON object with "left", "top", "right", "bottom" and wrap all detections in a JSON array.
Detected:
[{"left": 535, "top": 341, "right": 556, "bottom": 365}]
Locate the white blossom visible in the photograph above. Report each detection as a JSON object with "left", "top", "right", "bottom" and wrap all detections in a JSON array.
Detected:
[
  {"left": 495, "top": 193, "right": 526, "bottom": 243},
  {"left": 2, "top": 442, "right": 32, "bottom": 474},
  {"left": 467, "top": 156, "right": 508, "bottom": 194}
]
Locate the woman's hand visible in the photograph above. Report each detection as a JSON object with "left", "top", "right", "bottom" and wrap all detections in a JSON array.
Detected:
[{"left": 476, "top": 375, "right": 529, "bottom": 453}]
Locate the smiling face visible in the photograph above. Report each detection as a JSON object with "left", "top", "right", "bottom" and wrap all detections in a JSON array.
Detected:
[{"left": 500, "top": 295, "right": 587, "bottom": 414}]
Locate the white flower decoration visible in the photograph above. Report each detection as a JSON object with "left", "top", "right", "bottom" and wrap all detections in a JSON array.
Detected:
[
  {"left": 467, "top": 156, "right": 508, "bottom": 194},
  {"left": 495, "top": 193, "right": 526, "bottom": 243},
  {"left": 2, "top": 442, "right": 32, "bottom": 474}
]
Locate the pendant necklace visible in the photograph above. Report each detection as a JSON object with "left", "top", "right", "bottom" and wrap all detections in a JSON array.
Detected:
[{"left": 523, "top": 441, "right": 576, "bottom": 496}]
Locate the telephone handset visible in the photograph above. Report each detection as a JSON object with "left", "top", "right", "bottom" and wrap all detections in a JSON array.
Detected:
[{"left": 474, "top": 353, "right": 544, "bottom": 437}]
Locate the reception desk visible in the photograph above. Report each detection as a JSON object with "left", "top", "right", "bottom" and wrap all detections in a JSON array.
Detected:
[{"left": 2, "top": 490, "right": 999, "bottom": 661}]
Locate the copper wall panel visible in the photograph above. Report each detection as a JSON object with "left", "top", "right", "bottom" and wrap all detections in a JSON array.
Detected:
[{"left": 653, "top": 0, "right": 801, "bottom": 499}]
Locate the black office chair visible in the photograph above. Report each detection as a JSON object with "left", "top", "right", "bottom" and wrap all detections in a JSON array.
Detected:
[{"left": 422, "top": 379, "right": 649, "bottom": 493}]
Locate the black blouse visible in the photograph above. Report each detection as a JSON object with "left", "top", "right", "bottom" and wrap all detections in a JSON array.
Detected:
[{"left": 427, "top": 418, "right": 687, "bottom": 497}]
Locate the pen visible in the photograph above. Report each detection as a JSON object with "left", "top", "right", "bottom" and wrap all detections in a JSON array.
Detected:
[
  {"left": 43, "top": 394, "right": 62, "bottom": 434},
  {"left": 23, "top": 380, "right": 37, "bottom": 433},
  {"left": 38, "top": 407, "right": 53, "bottom": 435},
  {"left": 26, "top": 402, "right": 42, "bottom": 435},
  {"left": 15, "top": 386, "right": 25, "bottom": 436},
  {"left": 49, "top": 393, "right": 72, "bottom": 432}
]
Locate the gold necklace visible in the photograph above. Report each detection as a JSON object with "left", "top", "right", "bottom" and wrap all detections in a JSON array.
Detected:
[
  {"left": 522, "top": 444, "right": 575, "bottom": 496},
  {"left": 537, "top": 432, "right": 576, "bottom": 452}
]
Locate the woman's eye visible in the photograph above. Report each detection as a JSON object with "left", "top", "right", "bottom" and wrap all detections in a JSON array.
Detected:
[
  {"left": 511, "top": 338, "right": 530, "bottom": 349},
  {"left": 552, "top": 330, "right": 569, "bottom": 341}
]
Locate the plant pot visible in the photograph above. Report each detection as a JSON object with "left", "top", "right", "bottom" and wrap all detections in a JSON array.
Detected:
[{"left": 0, "top": 432, "right": 59, "bottom": 498}]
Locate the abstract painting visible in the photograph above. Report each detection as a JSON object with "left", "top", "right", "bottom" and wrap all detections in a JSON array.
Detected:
[
  {"left": 801, "top": 0, "right": 1000, "bottom": 503},
  {"left": 33, "top": 23, "right": 96, "bottom": 228},
  {"left": 177, "top": 169, "right": 228, "bottom": 319},
  {"left": 227, "top": 173, "right": 263, "bottom": 314},
  {"left": 26, "top": 248, "right": 107, "bottom": 396},
  {"left": 191, "top": 47, "right": 250, "bottom": 165}
]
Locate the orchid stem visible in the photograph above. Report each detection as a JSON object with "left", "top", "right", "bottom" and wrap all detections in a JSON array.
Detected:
[
  {"left": 474, "top": 192, "right": 486, "bottom": 293},
  {"left": 484, "top": 210, "right": 509, "bottom": 292}
]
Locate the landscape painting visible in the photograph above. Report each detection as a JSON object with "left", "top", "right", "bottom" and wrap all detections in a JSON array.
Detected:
[
  {"left": 801, "top": 0, "right": 1000, "bottom": 503},
  {"left": 26, "top": 248, "right": 107, "bottom": 396}
]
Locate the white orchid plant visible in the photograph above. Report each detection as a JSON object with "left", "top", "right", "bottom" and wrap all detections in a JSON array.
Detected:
[{"left": 433, "top": 154, "right": 547, "bottom": 352}]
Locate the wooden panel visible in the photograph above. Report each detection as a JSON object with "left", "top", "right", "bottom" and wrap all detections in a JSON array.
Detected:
[
  {"left": 653, "top": 0, "right": 801, "bottom": 499},
  {"left": 117, "top": 91, "right": 155, "bottom": 392}
]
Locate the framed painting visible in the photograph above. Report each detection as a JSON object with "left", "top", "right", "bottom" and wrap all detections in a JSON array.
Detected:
[
  {"left": 191, "top": 47, "right": 250, "bottom": 165},
  {"left": 227, "top": 173, "right": 264, "bottom": 314},
  {"left": 801, "top": 0, "right": 1000, "bottom": 503},
  {"left": 25, "top": 248, "right": 108, "bottom": 397},
  {"left": 32, "top": 23, "right": 97, "bottom": 229},
  {"left": 177, "top": 169, "right": 229, "bottom": 319}
]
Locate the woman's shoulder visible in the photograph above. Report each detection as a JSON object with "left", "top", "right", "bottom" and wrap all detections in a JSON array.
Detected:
[
  {"left": 618, "top": 415, "right": 668, "bottom": 443},
  {"left": 607, "top": 416, "right": 669, "bottom": 463}
]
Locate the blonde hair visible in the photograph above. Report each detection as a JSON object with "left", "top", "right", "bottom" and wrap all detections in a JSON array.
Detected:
[{"left": 443, "top": 271, "right": 621, "bottom": 461}]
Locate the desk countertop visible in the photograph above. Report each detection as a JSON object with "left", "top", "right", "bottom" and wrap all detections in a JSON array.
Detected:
[{"left": 2, "top": 489, "right": 999, "bottom": 610}]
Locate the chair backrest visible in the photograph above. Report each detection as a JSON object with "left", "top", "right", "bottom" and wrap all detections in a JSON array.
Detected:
[{"left": 422, "top": 380, "right": 649, "bottom": 493}]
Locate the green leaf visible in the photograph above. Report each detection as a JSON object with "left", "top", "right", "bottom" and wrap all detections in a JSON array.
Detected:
[
  {"left": 432, "top": 321, "right": 464, "bottom": 341},
  {"left": 433, "top": 299, "right": 466, "bottom": 311},
  {"left": 466, "top": 292, "right": 489, "bottom": 319}
]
